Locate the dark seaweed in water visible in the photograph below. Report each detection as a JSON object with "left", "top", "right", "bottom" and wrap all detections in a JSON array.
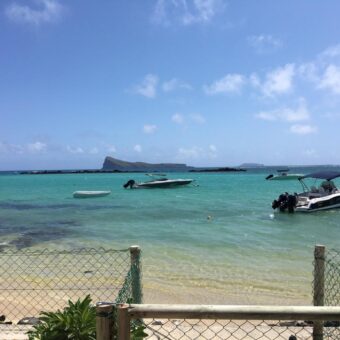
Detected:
[
  {"left": 8, "top": 228, "right": 68, "bottom": 249},
  {"left": 0, "top": 202, "right": 79, "bottom": 210},
  {"left": 0, "top": 202, "right": 121, "bottom": 211},
  {"left": 0, "top": 220, "right": 82, "bottom": 250}
]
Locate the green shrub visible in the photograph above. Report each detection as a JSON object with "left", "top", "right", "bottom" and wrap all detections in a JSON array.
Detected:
[
  {"left": 27, "top": 295, "right": 147, "bottom": 340},
  {"left": 27, "top": 295, "right": 96, "bottom": 340}
]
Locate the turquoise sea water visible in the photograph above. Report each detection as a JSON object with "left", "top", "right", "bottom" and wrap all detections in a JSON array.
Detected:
[{"left": 0, "top": 167, "right": 339, "bottom": 305}]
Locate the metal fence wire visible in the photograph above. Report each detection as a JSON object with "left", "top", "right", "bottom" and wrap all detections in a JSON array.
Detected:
[
  {"left": 110, "top": 304, "right": 340, "bottom": 340},
  {"left": 141, "top": 318, "right": 315, "bottom": 339},
  {"left": 324, "top": 249, "right": 340, "bottom": 307},
  {"left": 0, "top": 247, "right": 142, "bottom": 336},
  {"left": 313, "top": 247, "right": 340, "bottom": 340}
]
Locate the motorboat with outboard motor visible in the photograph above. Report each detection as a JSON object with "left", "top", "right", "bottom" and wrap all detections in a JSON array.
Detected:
[
  {"left": 266, "top": 169, "right": 304, "bottom": 181},
  {"left": 123, "top": 174, "right": 193, "bottom": 189},
  {"left": 271, "top": 171, "right": 340, "bottom": 213}
]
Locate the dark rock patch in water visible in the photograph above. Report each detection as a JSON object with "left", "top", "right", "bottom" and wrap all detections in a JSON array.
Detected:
[
  {"left": 9, "top": 227, "right": 70, "bottom": 249},
  {"left": 0, "top": 201, "right": 120, "bottom": 211},
  {"left": 0, "top": 202, "right": 80, "bottom": 210},
  {"left": 0, "top": 219, "right": 82, "bottom": 250}
]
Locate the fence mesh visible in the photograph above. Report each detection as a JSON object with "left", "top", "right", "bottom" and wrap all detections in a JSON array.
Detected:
[
  {"left": 0, "top": 247, "right": 139, "bottom": 337},
  {"left": 137, "top": 318, "right": 319, "bottom": 339},
  {"left": 324, "top": 248, "right": 340, "bottom": 339},
  {"left": 324, "top": 248, "right": 340, "bottom": 307},
  {"left": 312, "top": 247, "right": 340, "bottom": 340}
]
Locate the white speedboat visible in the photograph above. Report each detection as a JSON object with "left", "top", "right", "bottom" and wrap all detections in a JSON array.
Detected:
[
  {"left": 266, "top": 169, "right": 304, "bottom": 181},
  {"left": 73, "top": 190, "right": 111, "bottom": 198},
  {"left": 123, "top": 174, "right": 193, "bottom": 189},
  {"left": 271, "top": 171, "right": 340, "bottom": 213}
]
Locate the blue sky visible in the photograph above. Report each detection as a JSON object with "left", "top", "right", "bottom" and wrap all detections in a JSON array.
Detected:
[{"left": 1, "top": 0, "right": 340, "bottom": 170}]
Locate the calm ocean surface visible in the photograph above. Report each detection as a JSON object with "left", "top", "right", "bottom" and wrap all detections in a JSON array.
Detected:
[{"left": 0, "top": 167, "right": 339, "bottom": 305}]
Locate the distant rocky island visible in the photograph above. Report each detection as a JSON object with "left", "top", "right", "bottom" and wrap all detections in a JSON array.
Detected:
[
  {"left": 102, "top": 157, "right": 245, "bottom": 173},
  {"left": 19, "top": 157, "right": 245, "bottom": 174},
  {"left": 102, "top": 157, "right": 191, "bottom": 172}
]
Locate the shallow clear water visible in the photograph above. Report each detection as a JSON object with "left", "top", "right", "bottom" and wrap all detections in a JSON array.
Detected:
[{"left": 0, "top": 168, "right": 339, "bottom": 305}]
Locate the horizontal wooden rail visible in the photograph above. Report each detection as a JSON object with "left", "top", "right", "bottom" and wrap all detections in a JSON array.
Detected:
[{"left": 127, "top": 304, "right": 340, "bottom": 321}]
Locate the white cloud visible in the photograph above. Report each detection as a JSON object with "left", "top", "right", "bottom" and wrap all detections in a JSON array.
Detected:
[
  {"left": 5, "top": 0, "right": 64, "bottom": 25},
  {"left": 303, "top": 149, "right": 317, "bottom": 157},
  {"left": 162, "top": 78, "right": 192, "bottom": 92},
  {"left": 256, "top": 98, "right": 310, "bottom": 122},
  {"left": 319, "top": 64, "right": 340, "bottom": 94},
  {"left": 177, "top": 144, "right": 217, "bottom": 160},
  {"left": 27, "top": 141, "right": 47, "bottom": 153},
  {"left": 89, "top": 147, "right": 99, "bottom": 154},
  {"left": 182, "top": 0, "right": 225, "bottom": 25},
  {"left": 172, "top": 113, "right": 184, "bottom": 124},
  {"left": 0, "top": 141, "right": 23, "bottom": 154},
  {"left": 261, "top": 64, "right": 295, "bottom": 96},
  {"left": 248, "top": 34, "right": 282, "bottom": 53},
  {"left": 143, "top": 124, "right": 157, "bottom": 134},
  {"left": 190, "top": 113, "right": 206, "bottom": 124},
  {"left": 208, "top": 144, "right": 217, "bottom": 158},
  {"left": 66, "top": 146, "right": 84, "bottom": 154},
  {"left": 204, "top": 74, "right": 245, "bottom": 95},
  {"left": 134, "top": 74, "right": 158, "bottom": 98},
  {"left": 178, "top": 146, "right": 202, "bottom": 159},
  {"left": 134, "top": 144, "right": 142, "bottom": 153},
  {"left": 152, "top": 0, "right": 225, "bottom": 26},
  {"left": 249, "top": 73, "right": 261, "bottom": 88},
  {"left": 290, "top": 124, "right": 318, "bottom": 135},
  {"left": 107, "top": 145, "right": 116, "bottom": 153},
  {"left": 320, "top": 44, "right": 340, "bottom": 58},
  {"left": 298, "top": 62, "right": 319, "bottom": 83}
]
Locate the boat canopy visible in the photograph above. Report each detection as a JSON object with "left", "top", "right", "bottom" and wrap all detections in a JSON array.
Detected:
[{"left": 300, "top": 171, "right": 340, "bottom": 181}]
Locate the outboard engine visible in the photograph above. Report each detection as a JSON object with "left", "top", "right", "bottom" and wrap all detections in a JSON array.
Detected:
[
  {"left": 272, "top": 193, "right": 288, "bottom": 211},
  {"left": 266, "top": 174, "right": 274, "bottom": 180},
  {"left": 123, "top": 179, "right": 135, "bottom": 189},
  {"left": 272, "top": 192, "right": 297, "bottom": 213},
  {"left": 287, "top": 194, "right": 297, "bottom": 213}
]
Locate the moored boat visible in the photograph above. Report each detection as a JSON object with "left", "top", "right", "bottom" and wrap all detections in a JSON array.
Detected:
[
  {"left": 123, "top": 174, "right": 193, "bottom": 189},
  {"left": 271, "top": 171, "right": 340, "bottom": 213},
  {"left": 73, "top": 190, "right": 111, "bottom": 198},
  {"left": 266, "top": 169, "right": 304, "bottom": 181}
]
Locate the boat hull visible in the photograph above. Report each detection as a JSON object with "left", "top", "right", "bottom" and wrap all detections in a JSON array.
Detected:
[
  {"left": 73, "top": 191, "right": 111, "bottom": 198},
  {"left": 268, "top": 174, "right": 303, "bottom": 180},
  {"left": 295, "top": 193, "right": 340, "bottom": 212},
  {"left": 136, "top": 179, "right": 193, "bottom": 188}
]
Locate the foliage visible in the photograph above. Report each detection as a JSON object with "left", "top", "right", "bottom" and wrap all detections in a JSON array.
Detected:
[
  {"left": 131, "top": 323, "right": 148, "bottom": 339},
  {"left": 27, "top": 294, "right": 147, "bottom": 339},
  {"left": 27, "top": 295, "right": 96, "bottom": 340}
]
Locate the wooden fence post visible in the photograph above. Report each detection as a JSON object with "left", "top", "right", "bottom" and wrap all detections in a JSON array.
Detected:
[
  {"left": 96, "top": 303, "right": 114, "bottom": 340},
  {"left": 117, "top": 304, "right": 130, "bottom": 340},
  {"left": 313, "top": 245, "right": 325, "bottom": 340},
  {"left": 130, "top": 245, "right": 142, "bottom": 304}
]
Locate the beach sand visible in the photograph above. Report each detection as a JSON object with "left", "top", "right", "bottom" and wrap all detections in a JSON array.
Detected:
[{"left": 0, "top": 283, "right": 313, "bottom": 340}]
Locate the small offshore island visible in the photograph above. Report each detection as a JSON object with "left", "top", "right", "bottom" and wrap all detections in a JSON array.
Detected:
[{"left": 19, "top": 156, "right": 246, "bottom": 174}]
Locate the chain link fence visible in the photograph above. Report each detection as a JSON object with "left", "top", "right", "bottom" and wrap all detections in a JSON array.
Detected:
[
  {"left": 140, "top": 318, "right": 313, "bottom": 339},
  {"left": 324, "top": 248, "right": 340, "bottom": 307},
  {"left": 313, "top": 246, "right": 340, "bottom": 340},
  {"left": 107, "top": 304, "right": 340, "bottom": 340},
  {"left": 0, "top": 246, "right": 142, "bottom": 337}
]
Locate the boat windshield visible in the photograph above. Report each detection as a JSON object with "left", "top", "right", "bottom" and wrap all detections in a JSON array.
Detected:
[{"left": 299, "top": 174, "right": 339, "bottom": 194}]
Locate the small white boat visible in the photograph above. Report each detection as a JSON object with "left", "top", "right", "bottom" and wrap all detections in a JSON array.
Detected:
[
  {"left": 271, "top": 171, "right": 340, "bottom": 213},
  {"left": 73, "top": 191, "right": 111, "bottom": 198},
  {"left": 266, "top": 169, "right": 304, "bottom": 181},
  {"left": 123, "top": 174, "right": 193, "bottom": 189}
]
